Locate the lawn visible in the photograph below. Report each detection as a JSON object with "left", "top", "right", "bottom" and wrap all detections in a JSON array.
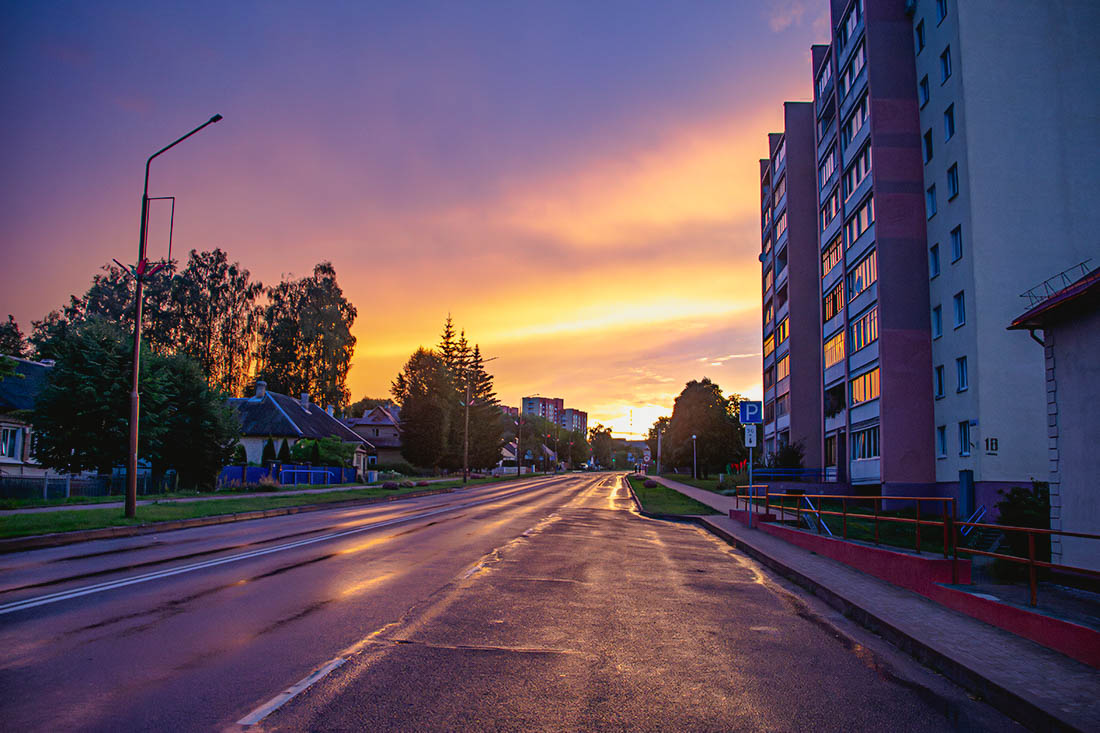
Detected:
[
  {"left": 627, "top": 476, "right": 717, "bottom": 516},
  {"left": 0, "top": 483, "right": 365, "bottom": 510},
  {"left": 658, "top": 472, "right": 748, "bottom": 495},
  {"left": 0, "top": 473, "right": 535, "bottom": 540}
]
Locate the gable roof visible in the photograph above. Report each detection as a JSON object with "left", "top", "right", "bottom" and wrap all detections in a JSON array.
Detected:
[
  {"left": 227, "top": 391, "right": 372, "bottom": 447},
  {"left": 0, "top": 357, "right": 53, "bottom": 414},
  {"left": 345, "top": 404, "right": 401, "bottom": 429}
]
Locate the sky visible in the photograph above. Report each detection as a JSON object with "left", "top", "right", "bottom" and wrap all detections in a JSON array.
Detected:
[{"left": 0, "top": 0, "right": 827, "bottom": 437}]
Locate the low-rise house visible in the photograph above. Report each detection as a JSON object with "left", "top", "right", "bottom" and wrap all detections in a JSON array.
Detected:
[
  {"left": 0, "top": 356, "right": 53, "bottom": 477},
  {"left": 1009, "top": 266, "right": 1100, "bottom": 571},
  {"left": 227, "top": 381, "right": 374, "bottom": 476},
  {"left": 343, "top": 404, "right": 403, "bottom": 465}
]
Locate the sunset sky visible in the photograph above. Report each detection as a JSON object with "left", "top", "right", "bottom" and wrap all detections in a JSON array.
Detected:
[{"left": 1, "top": 1, "right": 827, "bottom": 437}]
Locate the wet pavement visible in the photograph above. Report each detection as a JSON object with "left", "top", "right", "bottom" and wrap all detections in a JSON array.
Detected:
[{"left": 0, "top": 473, "right": 1015, "bottom": 731}]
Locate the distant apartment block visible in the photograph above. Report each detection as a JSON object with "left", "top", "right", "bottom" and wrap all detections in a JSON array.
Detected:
[
  {"left": 758, "top": 0, "right": 1100, "bottom": 508},
  {"left": 521, "top": 397, "right": 587, "bottom": 435}
]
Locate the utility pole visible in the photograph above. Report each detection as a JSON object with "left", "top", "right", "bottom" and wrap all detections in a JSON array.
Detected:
[
  {"left": 462, "top": 379, "right": 471, "bottom": 484},
  {"left": 125, "top": 114, "right": 222, "bottom": 518},
  {"left": 657, "top": 429, "right": 662, "bottom": 475},
  {"left": 692, "top": 434, "right": 698, "bottom": 480}
]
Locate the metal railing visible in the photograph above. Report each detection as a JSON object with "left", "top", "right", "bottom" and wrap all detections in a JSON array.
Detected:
[{"left": 730, "top": 490, "right": 1100, "bottom": 606}]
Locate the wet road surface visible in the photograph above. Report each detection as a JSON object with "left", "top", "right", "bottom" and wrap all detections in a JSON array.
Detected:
[{"left": 0, "top": 473, "right": 1013, "bottom": 731}]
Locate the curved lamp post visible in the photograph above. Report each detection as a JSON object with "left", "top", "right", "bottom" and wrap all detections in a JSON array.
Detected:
[{"left": 126, "top": 115, "right": 223, "bottom": 518}]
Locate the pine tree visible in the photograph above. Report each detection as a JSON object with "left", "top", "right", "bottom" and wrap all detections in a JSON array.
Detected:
[
  {"left": 277, "top": 440, "right": 292, "bottom": 463},
  {"left": 0, "top": 315, "right": 27, "bottom": 357},
  {"left": 262, "top": 438, "right": 277, "bottom": 462}
]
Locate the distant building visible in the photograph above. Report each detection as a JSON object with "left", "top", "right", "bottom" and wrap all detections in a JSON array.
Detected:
[
  {"left": 227, "top": 381, "right": 373, "bottom": 475},
  {"left": 560, "top": 408, "right": 588, "bottom": 435},
  {"left": 0, "top": 356, "right": 53, "bottom": 477},
  {"left": 499, "top": 405, "right": 519, "bottom": 417},
  {"left": 344, "top": 404, "right": 403, "bottom": 465},
  {"left": 1009, "top": 266, "right": 1100, "bottom": 570},
  {"left": 522, "top": 396, "right": 564, "bottom": 425}
]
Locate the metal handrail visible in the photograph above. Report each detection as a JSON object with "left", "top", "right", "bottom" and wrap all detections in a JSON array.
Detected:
[{"left": 959, "top": 505, "right": 986, "bottom": 537}]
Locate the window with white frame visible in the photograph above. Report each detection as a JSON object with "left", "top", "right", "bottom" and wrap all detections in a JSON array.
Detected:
[
  {"left": 953, "top": 291, "right": 965, "bottom": 327},
  {"left": 841, "top": 94, "right": 869, "bottom": 147},
  {"left": 819, "top": 146, "right": 837, "bottom": 187},
  {"left": 929, "top": 244, "right": 940, "bottom": 278},
  {"left": 958, "top": 420, "right": 971, "bottom": 456},
  {"left": 852, "top": 425, "right": 880, "bottom": 459},
  {"left": 956, "top": 356, "right": 968, "bottom": 391},
  {"left": 846, "top": 195, "right": 874, "bottom": 244},
  {"left": 950, "top": 225, "right": 963, "bottom": 262},
  {"left": 944, "top": 104, "right": 955, "bottom": 140},
  {"left": 947, "top": 163, "right": 959, "bottom": 198},
  {"left": 915, "top": 20, "right": 925, "bottom": 53},
  {"left": 850, "top": 306, "right": 878, "bottom": 352},
  {"left": 940, "top": 46, "right": 952, "bottom": 83},
  {"left": 936, "top": 426, "right": 947, "bottom": 457},
  {"left": 824, "top": 330, "right": 846, "bottom": 368},
  {"left": 0, "top": 427, "right": 18, "bottom": 459},
  {"left": 932, "top": 305, "right": 943, "bottom": 338},
  {"left": 926, "top": 184, "right": 937, "bottom": 217},
  {"left": 934, "top": 365, "right": 945, "bottom": 398},
  {"left": 847, "top": 250, "right": 877, "bottom": 300},
  {"left": 843, "top": 144, "right": 872, "bottom": 200}
]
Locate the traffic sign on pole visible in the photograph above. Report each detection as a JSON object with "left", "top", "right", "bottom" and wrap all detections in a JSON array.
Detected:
[
  {"left": 744, "top": 424, "right": 757, "bottom": 447},
  {"left": 739, "top": 401, "right": 763, "bottom": 424}
]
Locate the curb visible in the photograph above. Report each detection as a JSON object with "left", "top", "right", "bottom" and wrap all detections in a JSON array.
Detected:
[
  {"left": 691, "top": 515, "right": 1083, "bottom": 733},
  {"left": 622, "top": 477, "right": 698, "bottom": 523},
  {"left": 0, "top": 487, "right": 456, "bottom": 555}
]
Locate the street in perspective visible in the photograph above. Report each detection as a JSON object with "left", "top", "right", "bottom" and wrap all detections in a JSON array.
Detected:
[{"left": 2, "top": 0, "right": 1098, "bottom": 731}]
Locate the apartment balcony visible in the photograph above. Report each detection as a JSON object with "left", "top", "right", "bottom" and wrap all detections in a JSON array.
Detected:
[
  {"left": 823, "top": 359, "right": 846, "bottom": 388},
  {"left": 838, "top": 65, "right": 868, "bottom": 124},
  {"left": 849, "top": 457, "right": 880, "bottom": 484},
  {"left": 849, "top": 398, "right": 880, "bottom": 426},
  {"left": 848, "top": 282, "right": 877, "bottom": 320},
  {"left": 848, "top": 341, "right": 878, "bottom": 373},
  {"left": 817, "top": 128, "right": 838, "bottom": 172},
  {"left": 847, "top": 220, "right": 875, "bottom": 262},
  {"left": 822, "top": 256, "right": 843, "bottom": 294},
  {"left": 841, "top": 118, "right": 871, "bottom": 168}
]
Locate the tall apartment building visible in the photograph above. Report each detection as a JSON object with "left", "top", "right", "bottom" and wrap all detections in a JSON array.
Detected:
[
  {"left": 762, "top": 0, "right": 935, "bottom": 495},
  {"left": 759, "top": 0, "right": 1099, "bottom": 507},
  {"left": 760, "top": 103, "right": 823, "bottom": 468},
  {"left": 521, "top": 396, "right": 564, "bottom": 426},
  {"left": 560, "top": 408, "right": 588, "bottom": 436},
  {"left": 909, "top": 0, "right": 1100, "bottom": 514}
]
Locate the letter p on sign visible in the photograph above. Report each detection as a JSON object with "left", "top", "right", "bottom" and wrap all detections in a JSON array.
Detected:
[{"left": 739, "top": 400, "right": 763, "bottom": 424}]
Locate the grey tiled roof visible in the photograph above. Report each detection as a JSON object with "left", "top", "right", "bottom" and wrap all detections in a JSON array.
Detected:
[
  {"left": 0, "top": 357, "right": 53, "bottom": 413},
  {"left": 227, "top": 391, "right": 372, "bottom": 447}
]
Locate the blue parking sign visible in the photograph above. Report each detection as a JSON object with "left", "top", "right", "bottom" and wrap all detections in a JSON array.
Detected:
[{"left": 739, "top": 400, "right": 763, "bottom": 424}]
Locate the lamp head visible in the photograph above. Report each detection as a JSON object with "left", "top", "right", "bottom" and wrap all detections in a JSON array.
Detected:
[{"left": 210, "top": 114, "right": 224, "bottom": 123}]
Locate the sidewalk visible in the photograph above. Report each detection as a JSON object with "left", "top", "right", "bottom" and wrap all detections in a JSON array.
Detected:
[{"left": 651, "top": 476, "right": 1100, "bottom": 732}]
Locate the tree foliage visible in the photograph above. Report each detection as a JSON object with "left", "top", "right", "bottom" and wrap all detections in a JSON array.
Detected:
[
  {"left": 588, "top": 424, "right": 613, "bottom": 467},
  {"left": 346, "top": 396, "right": 393, "bottom": 419},
  {"left": 392, "top": 347, "right": 451, "bottom": 470},
  {"left": 0, "top": 315, "right": 27, "bottom": 358},
  {"left": 664, "top": 378, "right": 745, "bottom": 477},
  {"left": 30, "top": 319, "right": 238, "bottom": 488},
  {"left": 289, "top": 437, "right": 356, "bottom": 467},
  {"left": 257, "top": 261, "right": 356, "bottom": 410}
]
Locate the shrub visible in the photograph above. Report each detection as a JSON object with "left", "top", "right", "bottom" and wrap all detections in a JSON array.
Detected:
[
  {"left": 382, "top": 481, "right": 399, "bottom": 490},
  {"left": 416, "top": 480, "right": 430, "bottom": 487},
  {"left": 400, "top": 480, "right": 415, "bottom": 488},
  {"left": 993, "top": 482, "right": 1051, "bottom": 581},
  {"left": 374, "top": 461, "right": 417, "bottom": 476},
  {"left": 258, "top": 474, "right": 280, "bottom": 488},
  {"left": 644, "top": 480, "right": 657, "bottom": 488},
  {"left": 470, "top": 473, "right": 484, "bottom": 479}
]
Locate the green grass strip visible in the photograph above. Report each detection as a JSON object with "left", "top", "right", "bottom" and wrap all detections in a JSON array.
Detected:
[
  {"left": 0, "top": 474, "right": 536, "bottom": 540},
  {"left": 627, "top": 476, "right": 717, "bottom": 516}
]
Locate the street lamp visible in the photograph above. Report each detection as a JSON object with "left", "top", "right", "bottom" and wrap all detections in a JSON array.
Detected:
[
  {"left": 125, "top": 114, "right": 223, "bottom": 518},
  {"left": 691, "top": 434, "right": 698, "bottom": 480}
]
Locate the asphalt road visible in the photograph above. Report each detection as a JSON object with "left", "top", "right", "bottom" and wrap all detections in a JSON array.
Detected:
[{"left": 0, "top": 472, "right": 1013, "bottom": 731}]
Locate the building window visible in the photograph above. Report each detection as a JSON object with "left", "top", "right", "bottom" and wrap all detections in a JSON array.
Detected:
[
  {"left": 774, "top": 139, "right": 786, "bottom": 168},
  {"left": 764, "top": 299, "right": 773, "bottom": 325},
  {"left": 843, "top": 144, "right": 872, "bottom": 200},
  {"left": 941, "top": 46, "right": 952, "bottom": 83},
  {"left": 929, "top": 244, "right": 940, "bottom": 278},
  {"left": 950, "top": 225, "right": 963, "bottom": 261},
  {"left": 765, "top": 400, "right": 775, "bottom": 423},
  {"left": 852, "top": 425, "right": 880, "bottom": 459},
  {"left": 915, "top": 20, "right": 926, "bottom": 53},
  {"left": 821, "top": 190, "right": 840, "bottom": 231},
  {"left": 824, "top": 330, "right": 846, "bottom": 368},
  {"left": 934, "top": 365, "right": 945, "bottom": 398},
  {"left": 932, "top": 305, "right": 943, "bottom": 338},
  {"left": 944, "top": 104, "right": 955, "bottom": 140},
  {"left": 936, "top": 426, "right": 947, "bottom": 457},
  {"left": 848, "top": 250, "right": 877, "bottom": 300},
  {"left": 824, "top": 280, "right": 845, "bottom": 322},
  {"left": 763, "top": 236, "right": 772, "bottom": 255},
  {"left": 763, "top": 333, "right": 775, "bottom": 358},
  {"left": 846, "top": 195, "right": 875, "bottom": 244},
  {"left": 764, "top": 366, "right": 775, "bottom": 390},
  {"left": 956, "top": 356, "right": 968, "bottom": 391},
  {"left": 822, "top": 234, "right": 843, "bottom": 276},
  {"left": 953, "top": 291, "right": 966, "bottom": 327},
  {"left": 776, "top": 394, "right": 790, "bottom": 417},
  {"left": 936, "top": 0, "right": 948, "bottom": 23},
  {"left": 947, "top": 163, "right": 959, "bottom": 199},
  {"left": 850, "top": 367, "right": 880, "bottom": 405},
  {"left": 776, "top": 317, "right": 789, "bottom": 345},
  {"left": 838, "top": 0, "right": 863, "bottom": 49},
  {"left": 838, "top": 41, "right": 866, "bottom": 98},
  {"left": 0, "top": 427, "right": 18, "bottom": 459},
  {"left": 825, "top": 435, "right": 838, "bottom": 466},
  {"left": 926, "top": 184, "right": 937, "bottom": 218},
  {"left": 850, "top": 306, "right": 878, "bottom": 352},
  {"left": 776, "top": 354, "right": 790, "bottom": 381},
  {"left": 775, "top": 210, "right": 788, "bottom": 237},
  {"left": 763, "top": 267, "right": 773, "bottom": 292},
  {"left": 762, "top": 207, "right": 771, "bottom": 228},
  {"left": 819, "top": 146, "right": 837, "bottom": 187},
  {"left": 773, "top": 175, "right": 786, "bottom": 207},
  {"left": 958, "top": 420, "right": 971, "bottom": 456},
  {"left": 842, "top": 94, "right": 869, "bottom": 147},
  {"left": 923, "top": 129, "right": 934, "bottom": 164},
  {"left": 817, "top": 56, "right": 833, "bottom": 96},
  {"left": 919, "top": 76, "right": 930, "bottom": 107}
]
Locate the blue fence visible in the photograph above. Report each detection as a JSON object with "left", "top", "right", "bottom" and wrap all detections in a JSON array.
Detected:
[
  {"left": 750, "top": 467, "right": 834, "bottom": 483},
  {"left": 216, "top": 463, "right": 357, "bottom": 488}
]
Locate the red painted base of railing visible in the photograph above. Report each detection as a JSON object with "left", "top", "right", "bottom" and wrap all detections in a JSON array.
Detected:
[
  {"left": 736, "top": 513, "right": 1100, "bottom": 669},
  {"left": 729, "top": 508, "right": 776, "bottom": 528}
]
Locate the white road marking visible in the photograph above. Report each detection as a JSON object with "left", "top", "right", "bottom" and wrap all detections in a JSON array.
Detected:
[
  {"left": 0, "top": 483, "right": 553, "bottom": 616},
  {"left": 235, "top": 656, "right": 346, "bottom": 726}
]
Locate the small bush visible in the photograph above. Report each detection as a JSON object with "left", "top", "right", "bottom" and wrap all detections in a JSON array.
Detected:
[
  {"left": 470, "top": 473, "right": 484, "bottom": 479},
  {"left": 374, "top": 461, "right": 417, "bottom": 476},
  {"left": 644, "top": 480, "right": 657, "bottom": 488},
  {"left": 400, "top": 480, "right": 415, "bottom": 488},
  {"left": 416, "top": 480, "right": 430, "bottom": 487},
  {"left": 382, "top": 481, "right": 399, "bottom": 490},
  {"left": 258, "top": 474, "right": 280, "bottom": 488}
]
